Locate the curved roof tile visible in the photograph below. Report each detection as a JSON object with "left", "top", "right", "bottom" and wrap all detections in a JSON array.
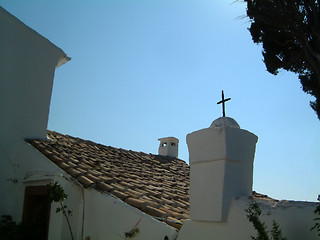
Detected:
[{"left": 27, "top": 130, "right": 190, "bottom": 228}]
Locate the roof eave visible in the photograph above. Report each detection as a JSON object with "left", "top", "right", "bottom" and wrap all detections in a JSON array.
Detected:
[
  {"left": 1, "top": 6, "right": 71, "bottom": 68},
  {"left": 56, "top": 55, "right": 71, "bottom": 68}
]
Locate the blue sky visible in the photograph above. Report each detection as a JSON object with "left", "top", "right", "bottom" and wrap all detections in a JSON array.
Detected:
[{"left": 2, "top": 0, "right": 320, "bottom": 201}]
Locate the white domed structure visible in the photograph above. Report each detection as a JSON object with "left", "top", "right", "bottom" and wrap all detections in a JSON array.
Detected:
[{"left": 210, "top": 117, "right": 240, "bottom": 129}]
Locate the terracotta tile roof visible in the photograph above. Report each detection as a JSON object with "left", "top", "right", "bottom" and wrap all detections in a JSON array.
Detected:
[
  {"left": 252, "top": 191, "right": 279, "bottom": 202},
  {"left": 27, "top": 130, "right": 190, "bottom": 228}
]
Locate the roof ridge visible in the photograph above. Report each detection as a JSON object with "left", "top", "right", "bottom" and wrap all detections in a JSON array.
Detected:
[{"left": 46, "top": 130, "right": 186, "bottom": 163}]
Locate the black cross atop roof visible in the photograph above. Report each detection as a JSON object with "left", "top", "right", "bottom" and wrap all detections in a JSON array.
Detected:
[{"left": 217, "top": 90, "right": 231, "bottom": 117}]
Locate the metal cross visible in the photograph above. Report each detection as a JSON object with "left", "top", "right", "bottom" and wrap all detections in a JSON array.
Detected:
[{"left": 217, "top": 90, "right": 231, "bottom": 117}]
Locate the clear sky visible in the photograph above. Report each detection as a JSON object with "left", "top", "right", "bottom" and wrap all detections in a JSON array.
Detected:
[{"left": 2, "top": 0, "right": 319, "bottom": 202}]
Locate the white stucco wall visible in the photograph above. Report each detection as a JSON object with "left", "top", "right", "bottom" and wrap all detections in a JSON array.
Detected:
[
  {"left": 46, "top": 177, "right": 84, "bottom": 240},
  {"left": 0, "top": 5, "right": 67, "bottom": 211},
  {"left": 180, "top": 117, "right": 319, "bottom": 239},
  {"left": 0, "top": 8, "right": 177, "bottom": 240},
  {"left": 0, "top": 7, "right": 69, "bottom": 221},
  {"left": 83, "top": 188, "right": 178, "bottom": 240},
  {"left": 0, "top": 137, "right": 83, "bottom": 240},
  {"left": 0, "top": 7, "right": 68, "bottom": 143},
  {"left": 1, "top": 140, "right": 179, "bottom": 240},
  {"left": 0, "top": 6, "right": 73, "bottom": 239},
  {"left": 177, "top": 197, "right": 318, "bottom": 240}
]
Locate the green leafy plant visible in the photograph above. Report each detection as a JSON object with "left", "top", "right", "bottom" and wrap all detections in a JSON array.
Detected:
[
  {"left": 311, "top": 195, "right": 320, "bottom": 237},
  {"left": 271, "top": 220, "right": 286, "bottom": 240},
  {"left": 246, "top": 202, "right": 286, "bottom": 240},
  {"left": 246, "top": 202, "right": 269, "bottom": 240},
  {"left": 47, "top": 182, "right": 74, "bottom": 240},
  {"left": 117, "top": 216, "right": 143, "bottom": 239},
  {"left": 125, "top": 228, "right": 139, "bottom": 238}
]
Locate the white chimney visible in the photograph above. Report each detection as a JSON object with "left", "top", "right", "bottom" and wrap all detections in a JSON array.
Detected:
[
  {"left": 158, "top": 137, "right": 179, "bottom": 158},
  {"left": 187, "top": 117, "right": 258, "bottom": 222}
]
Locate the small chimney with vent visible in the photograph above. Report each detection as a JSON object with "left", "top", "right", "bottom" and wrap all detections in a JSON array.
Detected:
[{"left": 158, "top": 137, "right": 179, "bottom": 158}]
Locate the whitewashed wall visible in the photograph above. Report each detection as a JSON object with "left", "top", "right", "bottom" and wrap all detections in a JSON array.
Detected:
[
  {"left": 177, "top": 196, "right": 318, "bottom": 240},
  {"left": 83, "top": 188, "right": 178, "bottom": 240},
  {"left": 0, "top": 8, "right": 177, "bottom": 240},
  {"left": 43, "top": 168, "right": 179, "bottom": 240},
  {"left": 1, "top": 140, "right": 178, "bottom": 240},
  {"left": 0, "top": 7, "right": 67, "bottom": 143},
  {"left": 0, "top": 6, "right": 68, "bottom": 223},
  {"left": 178, "top": 117, "right": 319, "bottom": 240}
]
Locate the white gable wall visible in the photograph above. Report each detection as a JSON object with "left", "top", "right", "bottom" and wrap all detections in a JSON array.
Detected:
[
  {"left": 7, "top": 144, "right": 178, "bottom": 240},
  {"left": 0, "top": 7, "right": 66, "bottom": 144},
  {"left": 0, "top": 5, "right": 69, "bottom": 231},
  {"left": 0, "top": 8, "right": 178, "bottom": 240},
  {"left": 83, "top": 188, "right": 178, "bottom": 240},
  {"left": 0, "top": 7, "right": 68, "bottom": 214},
  {"left": 1, "top": 139, "right": 179, "bottom": 240},
  {"left": 0, "top": 142, "right": 66, "bottom": 221}
]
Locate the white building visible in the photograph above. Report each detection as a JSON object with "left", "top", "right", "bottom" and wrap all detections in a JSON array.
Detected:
[{"left": 0, "top": 6, "right": 318, "bottom": 240}]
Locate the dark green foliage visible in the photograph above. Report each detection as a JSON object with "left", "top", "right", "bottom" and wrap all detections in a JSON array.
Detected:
[
  {"left": 244, "top": 0, "right": 320, "bottom": 119},
  {"left": 122, "top": 216, "right": 143, "bottom": 239},
  {"left": 311, "top": 195, "right": 320, "bottom": 236},
  {"left": 246, "top": 202, "right": 287, "bottom": 240},
  {"left": 125, "top": 228, "right": 139, "bottom": 238},
  {"left": 0, "top": 215, "right": 19, "bottom": 240},
  {"left": 47, "top": 181, "right": 67, "bottom": 202},
  {"left": 0, "top": 215, "right": 44, "bottom": 240},
  {"left": 271, "top": 220, "right": 287, "bottom": 240},
  {"left": 246, "top": 202, "right": 270, "bottom": 240},
  {"left": 47, "top": 182, "right": 74, "bottom": 240},
  {"left": 0, "top": 184, "right": 73, "bottom": 240}
]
